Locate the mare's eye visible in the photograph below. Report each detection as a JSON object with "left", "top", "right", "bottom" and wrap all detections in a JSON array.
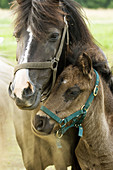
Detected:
[
  {"left": 16, "top": 56, "right": 18, "bottom": 62},
  {"left": 63, "top": 85, "right": 81, "bottom": 102},
  {"left": 49, "top": 33, "right": 59, "bottom": 42},
  {"left": 16, "top": 38, "right": 20, "bottom": 42}
]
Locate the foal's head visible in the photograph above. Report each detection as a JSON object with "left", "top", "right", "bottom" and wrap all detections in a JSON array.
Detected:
[{"left": 33, "top": 53, "right": 96, "bottom": 135}]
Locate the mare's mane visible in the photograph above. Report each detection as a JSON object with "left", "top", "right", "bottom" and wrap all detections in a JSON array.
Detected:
[{"left": 12, "top": 0, "right": 94, "bottom": 44}]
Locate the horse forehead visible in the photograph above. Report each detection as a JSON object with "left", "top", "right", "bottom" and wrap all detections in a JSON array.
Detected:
[
  {"left": 27, "top": 26, "right": 32, "bottom": 33},
  {"left": 60, "top": 67, "right": 88, "bottom": 87},
  {"left": 19, "top": 27, "right": 33, "bottom": 64}
]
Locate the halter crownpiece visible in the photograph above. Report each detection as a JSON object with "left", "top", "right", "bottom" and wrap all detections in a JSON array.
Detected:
[
  {"left": 39, "top": 69, "right": 100, "bottom": 138},
  {"left": 14, "top": 16, "right": 69, "bottom": 101}
]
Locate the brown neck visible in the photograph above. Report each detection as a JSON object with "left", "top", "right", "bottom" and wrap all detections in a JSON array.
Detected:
[{"left": 82, "top": 77, "right": 113, "bottom": 167}]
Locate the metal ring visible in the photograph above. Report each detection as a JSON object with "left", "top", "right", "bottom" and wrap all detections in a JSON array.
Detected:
[
  {"left": 56, "top": 130, "right": 63, "bottom": 139},
  {"left": 93, "top": 85, "right": 98, "bottom": 96},
  {"left": 81, "top": 105, "right": 85, "bottom": 111},
  {"left": 61, "top": 119, "right": 66, "bottom": 126},
  {"left": 51, "top": 59, "right": 58, "bottom": 70}
]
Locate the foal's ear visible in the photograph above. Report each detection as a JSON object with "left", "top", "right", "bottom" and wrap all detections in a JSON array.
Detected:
[
  {"left": 17, "top": 0, "right": 23, "bottom": 4},
  {"left": 53, "top": 0, "right": 60, "bottom": 3},
  {"left": 79, "top": 53, "right": 92, "bottom": 78}
]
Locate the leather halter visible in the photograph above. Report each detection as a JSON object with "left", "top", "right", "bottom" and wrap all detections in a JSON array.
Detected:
[
  {"left": 32, "top": 69, "right": 99, "bottom": 138},
  {"left": 14, "top": 16, "right": 69, "bottom": 101}
]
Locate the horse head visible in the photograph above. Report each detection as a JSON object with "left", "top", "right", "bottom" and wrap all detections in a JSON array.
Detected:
[
  {"left": 9, "top": 0, "right": 69, "bottom": 109},
  {"left": 32, "top": 53, "right": 97, "bottom": 137}
]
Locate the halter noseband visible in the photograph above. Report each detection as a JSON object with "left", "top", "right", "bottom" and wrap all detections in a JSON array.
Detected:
[
  {"left": 14, "top": 16, "right": 69, "bottom": 101},
  {"left": 37, "top": 69, "right": 99, "bottom": 138}
]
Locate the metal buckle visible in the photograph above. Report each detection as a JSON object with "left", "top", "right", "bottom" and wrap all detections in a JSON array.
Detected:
[
  {"left": 60, "top": 119, "right": 66, "bottom": 127},
  {"left": 81, "top": 105, "right": 87, "bottom": 113},
  {"left": 41, "top": 95, "right": 48, "bottom": 102},
  {"left": 51, "top": 58, "right": 58, "bottom": 70},
  {"left": 93, "top": 85, "right": 98, "bottom": 96}
]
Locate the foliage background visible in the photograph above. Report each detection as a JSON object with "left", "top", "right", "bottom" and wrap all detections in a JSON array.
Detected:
[
  {"left": 0, "top": 0, "right": 113, "bottom": 9},
  {"left": 76, "top": 0, "right": 113, "bottom": 8},
  {"left": 0, "top": 0, "right": 12, "bottom": 9}
]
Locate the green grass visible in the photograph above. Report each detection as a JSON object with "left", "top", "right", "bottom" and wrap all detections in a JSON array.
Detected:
[
  {"left": 88, "top": 23, "right": 113, "bottom": 67},
  {"left": 0, "top": 13, "right": 16, "bottom": 62},
  {"left": 0, "top": 25, "right": 16, "bottom": 58},
  {"left": 0, "top": 9, "right": 113, "bottom": 67}
]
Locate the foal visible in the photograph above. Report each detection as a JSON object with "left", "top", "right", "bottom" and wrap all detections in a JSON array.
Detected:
[{"left": 33, "top": 53, "right": 113, "bottom": 169}]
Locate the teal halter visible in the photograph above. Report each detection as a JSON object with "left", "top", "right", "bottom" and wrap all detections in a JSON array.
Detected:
[{"left": 40, "top": 69, "right": 100, "bottom": 138}]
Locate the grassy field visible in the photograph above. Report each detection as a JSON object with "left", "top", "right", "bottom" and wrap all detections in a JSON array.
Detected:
[
  {"left": 84, "top": 8, "right": 113, "bottom": 68},
  {"left": 0, "top": 9, "right": 16, "bottom": 62},
  {"left": 0, "top": 8, "right": 113, "bottom": 67}
]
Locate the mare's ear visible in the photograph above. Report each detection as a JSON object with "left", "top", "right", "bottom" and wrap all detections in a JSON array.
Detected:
[{"left": 78, "top": 53, "right": 92, "bottom": 79}]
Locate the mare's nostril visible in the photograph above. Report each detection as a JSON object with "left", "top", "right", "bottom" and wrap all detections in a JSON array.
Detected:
[
  {"left": 8, "top": 82, "right": 15, "bottom": 99},
  {"left": 23, "top": 87, "right": 33, "bottom": 96},
  {"left": 22, "top": 82, "right": 34, "bottom": 98}
]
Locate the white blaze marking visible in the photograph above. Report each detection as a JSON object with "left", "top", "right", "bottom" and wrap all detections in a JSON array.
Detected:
[
  {"left": 14, "top": 27, "right": 33, "bottom": 99},
  {"left": 20, "top": 27, "right": 33, "bottom": 64}
]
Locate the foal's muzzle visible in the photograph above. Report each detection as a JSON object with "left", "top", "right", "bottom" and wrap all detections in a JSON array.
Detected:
[{"left": 33, "top": 115, "right": 54, "bottom": 135}]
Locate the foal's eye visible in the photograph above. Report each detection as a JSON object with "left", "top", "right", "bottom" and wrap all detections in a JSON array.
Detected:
[
  {"left": 63, "top": 85, "right": 81, "bottom": 102},
  {"left": 49, "top": 33, "right": 59, "bottom": 42}
]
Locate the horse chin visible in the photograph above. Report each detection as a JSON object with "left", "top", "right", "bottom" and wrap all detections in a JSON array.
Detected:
[
  {"left": 31, "top": 126, "right": 54, "bottom": 138},
  {"left": 16, "top": 91, "right": 41, "bottom": 110},
  {"left": 32, "top": 129, "right": 52, "bottom": 137}
]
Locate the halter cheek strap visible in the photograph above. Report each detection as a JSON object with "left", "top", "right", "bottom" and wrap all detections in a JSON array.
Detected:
[
  {"left": 14, "top": 16, "right": 69, "bottom": 101},
  {"left": 39, "top": 69, "right": 100, "bottom": 138}
]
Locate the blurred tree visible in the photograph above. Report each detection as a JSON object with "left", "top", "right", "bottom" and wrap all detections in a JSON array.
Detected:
[
  {"left": 0, "top": 0, "right": 112, "bottom": 9},
  {"left": 0, "top": 0, "right": 13, "bottom": 9},
  {"left": 75, "top": 0, "right": 112, "bottom": 8},
  {"left": 108, "top": 1, "right": 113, "bottom": 8}
]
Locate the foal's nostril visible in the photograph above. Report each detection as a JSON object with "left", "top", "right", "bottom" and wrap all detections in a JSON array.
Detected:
[
  {"left": 36, "top": 120, "right": 44, "bottom": 130},
  {"left": 35, "top": 116, "right": 45, "bottom": 131},
  {"left": 34, "top": 115, "right": 54, "bottom": 134}
]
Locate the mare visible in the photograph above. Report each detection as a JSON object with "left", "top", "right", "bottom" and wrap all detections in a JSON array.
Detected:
[
  {"left": 9, "top": 0, "right": 113, "bottom": 110},
  {"left": 0, "top": 59, "right": 80, "bottom": 169},
  {"left": 0, "top": 58, "right": 25, "bottom": 169},
  {"left": 33, "top": 52, "right": 113, "bottom": 170}
]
